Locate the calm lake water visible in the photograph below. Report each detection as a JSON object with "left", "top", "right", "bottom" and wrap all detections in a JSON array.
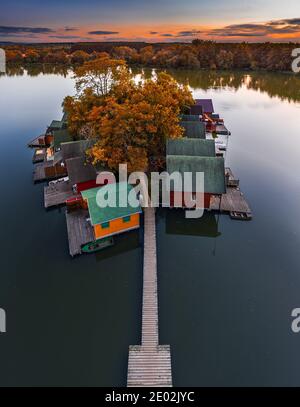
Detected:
[{"left": 0, "top": 67, "right": 300, "bottom": 386}]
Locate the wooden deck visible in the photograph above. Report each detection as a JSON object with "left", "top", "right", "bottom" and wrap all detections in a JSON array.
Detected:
[
  {"left": 32, "top": 148, "right": 46, "bottom": 164},
  {"left": 210, "top": 187, "right": 252, "bottom": 220},
  {"left": 33, "top": 162, "right": 68, "bottom": 183},
  {"left": 65, "top": 210, "right": 95, "bottom": 257},
  {"left": 127, "top": 207, "right": 172, "bottom": 387},
  {"left": 225, "top": 167, "right": 240, "bottom": 187},
  {"left": 216, "top": 124, "right": 230, "bottom": 135},
  {"left": 44, "top": 181, "right": 78, "bottom": 208},
  {"left": 33, "top": 163, "right": 46, "bottom": 183}
]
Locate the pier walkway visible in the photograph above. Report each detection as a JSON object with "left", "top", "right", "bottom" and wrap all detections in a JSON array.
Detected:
[{"left": 127, "top": 207, "right": 172, "bottom": 387}]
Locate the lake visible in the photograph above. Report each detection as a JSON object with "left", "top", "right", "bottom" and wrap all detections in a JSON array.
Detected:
[{"left": 0, "top": 66, "right": 300, "bottom": 386}]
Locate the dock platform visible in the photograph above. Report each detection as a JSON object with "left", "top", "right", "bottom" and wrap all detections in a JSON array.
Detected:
[
  {"left": 44, "top": 181, "right": 78, "bottom": 208},
  {"left": 209, "top": 167, "right": 252, "bottom": 220},
  {"left": 210, "top": 187, "right": 252, "bottom": 220},
  {"left": 216, "top": 124, "right": 231, "bottom": 135},
  {"left": 65, "top": 210, "right": 95, "bottom": 257},
  {"left": 127, "top": 207, "right": 172, "bottom": 387}
]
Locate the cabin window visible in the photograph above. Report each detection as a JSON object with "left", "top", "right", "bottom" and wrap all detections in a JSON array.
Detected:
[
  {"left": 101, "top": 222, "right": 110, "bottom": 229},
  {"left": 123, "top": 216, "right": 131, "bottom": 223}
]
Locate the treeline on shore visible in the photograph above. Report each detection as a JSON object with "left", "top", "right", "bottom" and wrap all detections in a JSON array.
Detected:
[{"left": 2, "top": 40, "right": 299, "bottom": 72}]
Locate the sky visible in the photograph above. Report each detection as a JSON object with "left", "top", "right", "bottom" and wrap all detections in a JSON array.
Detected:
[{"left": 0, "top": 0, "right": 300, "bottom": 43}]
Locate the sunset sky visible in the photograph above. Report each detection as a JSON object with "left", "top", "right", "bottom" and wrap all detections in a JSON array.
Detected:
[{"left": 1, "top": 0, "right": 300, "bottom": 43}]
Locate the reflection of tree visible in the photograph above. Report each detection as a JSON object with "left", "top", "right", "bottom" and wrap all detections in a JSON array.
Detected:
[
  {"left": 5, "top": 64, "right": 70, "bottom": 78},
  {"left": 3, "top": 64, "right": 300, "bottom": 103},
  {"left": 142, "top": 68, "right": 300, "bottom": 104}
]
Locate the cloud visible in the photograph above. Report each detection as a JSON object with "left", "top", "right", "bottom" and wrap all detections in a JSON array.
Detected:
[
  {"left": 161, "top": 33, "right": 174, "bottom": 37},
  {"left": 177, "top": 30, "right": 202, "bottom": 37},
  {"left": 268, "top": 18, "right": 300, "bottom": 26},
  {"left": 49, "top": 35, "right": 82, "bottom": 39},
  {"left": 0, "top": 26, "right": 54, "bottom": 34},
  {"left": 88, "top": 30, "right": 119, "bottom": 35},
  {"left": 208, "top": 18, "right": 300, "bottom": 38},
  {"left": 149, "top": 31, "right": 159, "bottom": 35},
  {"left": 64, "top": 26, "right": 78, "bottom": 32}
]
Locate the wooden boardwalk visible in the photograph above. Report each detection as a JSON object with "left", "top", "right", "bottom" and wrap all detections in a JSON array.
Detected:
[
  {"left": 44, "top": 181, "right": 78, "bottom": 208},
  {"left": 65, "top": 210, "right": 95, "bottom": 257},
  {"left": 127, "top": 207, "right": 172, "bottom": 387}
]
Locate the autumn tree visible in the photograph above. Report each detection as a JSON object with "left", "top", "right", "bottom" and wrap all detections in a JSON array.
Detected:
[
  {"left": 74, "top": 55, "right": 130, "bottom": 96},
  {"left": 139, "top": 46, "right": 154, "bottom": 65},
  {"left": 24, "top": 49, "right": 40, "bottom": 63},
  {"left": 5, "top": 50, "right": 23, "bottom": 63},
  {"left": 86, "top": 71, "right": 194, "bottom": 173},
  {"left": 70, "top": 50, "right": 89, "bottom": 64},
  {"left": 112, "top": 46, "right": 139, "bottom": 63},
  {"left": 216, "top": 50, "right": 234, "bottom": 70}
]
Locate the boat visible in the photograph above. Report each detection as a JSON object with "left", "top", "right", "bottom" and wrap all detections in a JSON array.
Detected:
[{"left": 81, "top": 237, "right": 114, "bottom": 254}]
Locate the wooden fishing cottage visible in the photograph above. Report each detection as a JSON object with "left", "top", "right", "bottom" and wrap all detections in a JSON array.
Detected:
[
  {"left": 66, "top": 182, "right": 142, "bottom": 256},
  {"left": 166, "top": 138, "right": 226, "bottom": 209}
]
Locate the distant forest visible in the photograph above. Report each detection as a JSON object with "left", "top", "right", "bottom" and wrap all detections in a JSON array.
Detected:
[{"left": 2, "top": 41, "right": 299, "bottom": 72}]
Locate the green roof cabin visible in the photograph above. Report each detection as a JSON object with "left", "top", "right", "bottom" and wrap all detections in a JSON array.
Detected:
[
  {"left": 167, "top": 139, "right": 215, "bottom": 157},
  {"left": 81, "top": 182, "right": 142, "bottom": 241},
  {"left": 180, "top": 120, "right": 206, "bottom": 139},
  {"left": 166, "top": 135, "right": 225, "bottom": 209}
]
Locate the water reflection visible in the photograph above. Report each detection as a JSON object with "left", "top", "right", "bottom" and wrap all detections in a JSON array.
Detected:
[
  {"left": 94, "top": 230, "right": 141, "bottom": 262},
  {"left": 2, "top": 64, "right": 299, "bottom": 103},
  {"left": 165, "top": 209, "right": 221, "bottom": 238}
]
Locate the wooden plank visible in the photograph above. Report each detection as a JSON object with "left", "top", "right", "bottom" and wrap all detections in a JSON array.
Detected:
[
  {"left": 128, "top": 346, "right": 172, "bottom": 387},
  {"left": 210, "top": 186, "right": 252, "bottom": 220},
  {"left": 65, "top": 210, "right": 95, "bottom": 257},
  {"left": 33, "top": 162, "right": 67, "bottom": 183},
  {"left": 44, "top": 181, "right": 78, "bottom": 208},
  {"left": 127, "top": 208, "right": 172, "bottom": 387}
]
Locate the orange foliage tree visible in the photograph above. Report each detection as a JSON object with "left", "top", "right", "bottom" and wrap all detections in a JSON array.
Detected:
[{"left": 64, "top": 57, "right": 193, "bottom": 173}]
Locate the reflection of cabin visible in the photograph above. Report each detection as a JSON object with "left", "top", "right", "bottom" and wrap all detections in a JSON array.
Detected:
[
  {"left": 166, "top": 210, "right": 221, "bottom": 238},
  {"left": 81, "top": 183, "right": 142, "bottom": 240},
  {"left": 166, "top": 138, "right": 226, "bottom": 209}
]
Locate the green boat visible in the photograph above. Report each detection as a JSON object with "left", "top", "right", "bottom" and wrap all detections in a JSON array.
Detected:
[{"left": 81, "top": 237, "right": 114, "bottom": 254}]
